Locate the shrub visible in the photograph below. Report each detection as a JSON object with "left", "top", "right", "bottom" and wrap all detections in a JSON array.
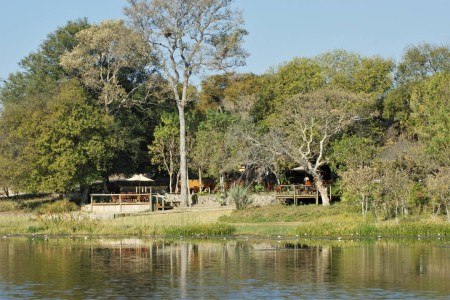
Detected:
[
  {"left": 216, "top": 192, "right": 227, "bottom": 206},
  {"left": 229, "top": 186, "right": 252, "bottom": 210},
  {"left": 253, "top": 184, "right": 265, "bottom": 193},
  {"left": 36, "top": 199, "right": 79, "bottom": 215}
]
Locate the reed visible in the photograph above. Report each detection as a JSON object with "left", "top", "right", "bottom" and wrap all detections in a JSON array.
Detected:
[
  {"left": 162, "top": 223, "right": 235, "bottom": 236},
  {"left": 0, "top": 213, "right": 40, "bottom": 234},
  {"left": 294, "top": 221, "right": 450, "bottom": 238}
]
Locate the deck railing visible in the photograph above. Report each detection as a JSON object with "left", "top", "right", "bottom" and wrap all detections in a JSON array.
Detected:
[
  {"left": 89, "top": 192, "right": 178, "bottom": 212},
  {"left": 274, "top": 184, "right": 334, "bottom": 205}
]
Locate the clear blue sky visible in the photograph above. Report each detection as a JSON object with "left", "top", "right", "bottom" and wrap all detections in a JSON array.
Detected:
[{"left": 1, "top": 0, "right": 449, "bottom": 81}]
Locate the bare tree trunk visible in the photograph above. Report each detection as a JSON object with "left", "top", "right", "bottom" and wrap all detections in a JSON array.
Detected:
[
  {"left": 219, "top": 174, "right": 225, "bottom": 194},
  {"left": 310, "top": 171, "right": 330, "bottom": 206},
  {"left": 178, "top": 104, "right": 188, "bottom": 206},
  {"left": 2, "top": 187, "right": 10, "bottom": 198},
  {"left": 175, "top": 171, "right": 180, "bottom": 194},
  {"left": 186, "top": 168, "right": 190, "bottom": 206},
  {"left": 315, "top": 179, "right": 330, "bottom": 206},
  {"left": 365, "top": 197, "right": 369, "bottom": 216},
  {"left": 219, "top": 174, "right": 226, "bottom": 206},
  {"left": 168, "top": 171, "right": 173, "bottom": 193},
  {"left": 198, "top": 168, "right": 203, "bottom": 192}
]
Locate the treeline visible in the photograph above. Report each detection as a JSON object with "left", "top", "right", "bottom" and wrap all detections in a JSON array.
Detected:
[{"left": 0, "top": 16, "right": 448, "bottom": 219}]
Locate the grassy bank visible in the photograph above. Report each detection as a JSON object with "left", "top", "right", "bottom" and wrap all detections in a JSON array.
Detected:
[
  {"left": 1, "top": 199, "right": 449, "bottom": 238},
  {"left": 0, "top": 211, "right": 235, "bottom": 237},
  {"left": 219, "top": 204, "right": 450, "bottom": 237},
  {"left": 0, "top": 199, "right": 235, "bottom": 236}
]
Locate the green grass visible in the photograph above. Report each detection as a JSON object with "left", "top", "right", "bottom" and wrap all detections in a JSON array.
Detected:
[
  {"left": 0, "top": 208, "right": 235, "bottom": 236},
  {"left": 219, "top": 203, "right": 450, "bottom": 237},
  {"left": 162, "top": 223, "right": 235, "bottom": 236},
  {"left": 228, "top": 219, "right": 449, "bottom": 237},
  {"left": 1, "top": 199, "right": 449, "bottom": 238},
  {"left": 293, "top": 220, "right": 449, "bottom": 238},
  {"left": 219, "top": 203, "right": 359, "bottom": 223},
  {"left": 0, "top": 196, "right": 57, "bottom": 212}
]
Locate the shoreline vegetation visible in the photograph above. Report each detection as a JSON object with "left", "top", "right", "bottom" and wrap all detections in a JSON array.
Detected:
[{"left": 1, "top": 197, "right": 448, "bottom": 239}]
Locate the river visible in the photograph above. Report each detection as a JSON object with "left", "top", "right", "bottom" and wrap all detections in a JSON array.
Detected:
[{"left": 0, "top": 236, "right": 449, "bottom": 299}]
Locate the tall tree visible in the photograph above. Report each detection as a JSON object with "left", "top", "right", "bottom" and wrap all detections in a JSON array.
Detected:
[
  {"left": 60, "top": 20, "right": 152, "bottom": 115},
  {"left": 191, "top": 110, "right": 239, "bottom": 192},
  {"left": 340, "top": 165, "right": 378, "bottom": 218},
  {"left": 396, "top": 43, "right": 450, "bottom": 85},
  {"left": 384, "top": 43, "right": 449, "bottom": 128},
  {"left": 0, "top": 80, "right": 119, "bottom": 194},
  {"left": 317, "top": 50, "right": 394, "bottom": 98},
  {"left": 407, "top": 73, "right": 450, "bottom": 165},
  {"left": 265, "top": 89, "right": 375, "bottom": 206},
  {"left": 0, "top": 19, "right": 90, "bottom": 106},
  {"left": 148, "top": 112, "right": 180, "bottom": 193},
  {"left": 199, "top": 73, "right": 231, "bottom": 112},
  {"left": 0, "top": 20, "right": 91, "bottom": 194},
  {"left": 222, "top": 73, "right": 259, "bottom": 116},
  {"left": 125, "top": 0, "right": 248, "bottom": 206},
  {"left": 29, "top": 80, "right": 120, "bottom": 193},
  {"left": 425, "top": 166, "right": 450, "bottom": 220}
]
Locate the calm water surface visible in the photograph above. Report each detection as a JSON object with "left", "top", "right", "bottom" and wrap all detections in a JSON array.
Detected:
[{"left": 0, "top": 236, "right": 449, "bottom": 299}]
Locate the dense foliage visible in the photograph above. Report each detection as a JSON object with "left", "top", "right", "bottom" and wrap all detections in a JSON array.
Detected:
[{"left": 0, "top": 1, "right": 448, "bottom": 219}]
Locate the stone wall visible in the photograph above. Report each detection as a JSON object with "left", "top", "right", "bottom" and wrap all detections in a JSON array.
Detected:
[
  {"left": 195, "top": 193, "right": 276, "bottom": 207},
  {"left": 84, "top": 203, "right": 152, "bottom": 213}
]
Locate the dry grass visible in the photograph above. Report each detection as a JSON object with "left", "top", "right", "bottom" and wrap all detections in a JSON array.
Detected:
[
  {"left": 98, "top": 209, "right": 233, "bottom": 234},
  {"left": 0, "top": 207, "right": 235, "bottom": 236},
  {"left": 0, "top": 201, "right": 17, "bottom": 212},
  {"left": 0, "top": 212, "right": 40, "bottom": 234}
]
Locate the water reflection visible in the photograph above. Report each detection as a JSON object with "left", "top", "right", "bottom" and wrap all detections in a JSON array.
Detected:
[{"left": 0, "top": 237, "right": 449, "bottom": 299}]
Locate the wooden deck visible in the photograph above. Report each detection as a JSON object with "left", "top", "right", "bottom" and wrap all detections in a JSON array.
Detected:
[
  {"left": 89, "top": 192, "right": 180, "bottom": 213},
  {"left": 275, "top": 184, "right": 334, "bottom": 205}
]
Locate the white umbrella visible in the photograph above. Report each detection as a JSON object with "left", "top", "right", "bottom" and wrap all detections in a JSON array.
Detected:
[
  {"left": 126, "top": 174, "right": 154, "bottom": 193},
  {"left": 126, "top": 174, "right": 154, "bottom": 182}
]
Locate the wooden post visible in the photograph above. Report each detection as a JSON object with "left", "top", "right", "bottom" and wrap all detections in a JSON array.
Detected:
[
  {"left": 316, "top": 188, "right": 319, "bottom": 205},
  {"left": 148, "top": 193, "right": 151, "bottom": 211},
  {"left": 293, "top": 184, "right": 297, "bottom": 205},
  {"left": 150, "top": 187, "right": 154, "bottom": 212},
  {"left": 90, "top": 194, "right": 93, "bottom": 212}
]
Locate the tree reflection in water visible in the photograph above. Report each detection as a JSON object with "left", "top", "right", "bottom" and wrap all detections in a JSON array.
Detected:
[{"left": 0, "top": 237, "right": 448, "bottom": 299}]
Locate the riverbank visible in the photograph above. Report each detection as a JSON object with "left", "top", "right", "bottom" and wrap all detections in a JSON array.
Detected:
[{"left": 1, "top": 198, "right": 449, "bottom": 238}]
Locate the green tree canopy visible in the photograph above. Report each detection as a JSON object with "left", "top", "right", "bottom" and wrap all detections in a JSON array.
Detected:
[
  {"left": 148, "top": 112, "right": 180, "bottom": 193},
  {"left": 407, "top": 73, "right": 450, "bottom": 165},
  {"left": 60, "top": 20, "right": 152, "bottom": 115},
  {"left": 21, "top": 80, "right": 119, "bottom": 193},
  {"left": 396, "top": 43, "right": 450, "bottom": 85},
  {"left": 265, "top": 88, "right": 375, "bottom": 205},
  {"left": 0, "top": 19, "right": 90, "bottom": 106}
]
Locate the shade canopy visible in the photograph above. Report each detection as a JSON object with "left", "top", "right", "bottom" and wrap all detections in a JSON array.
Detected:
[
  {"left": 126, "top": 174, "right": 154, "bottom": 182},
  {"left": 291, "top": 166, "right": 306, "bottom": 171}
]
